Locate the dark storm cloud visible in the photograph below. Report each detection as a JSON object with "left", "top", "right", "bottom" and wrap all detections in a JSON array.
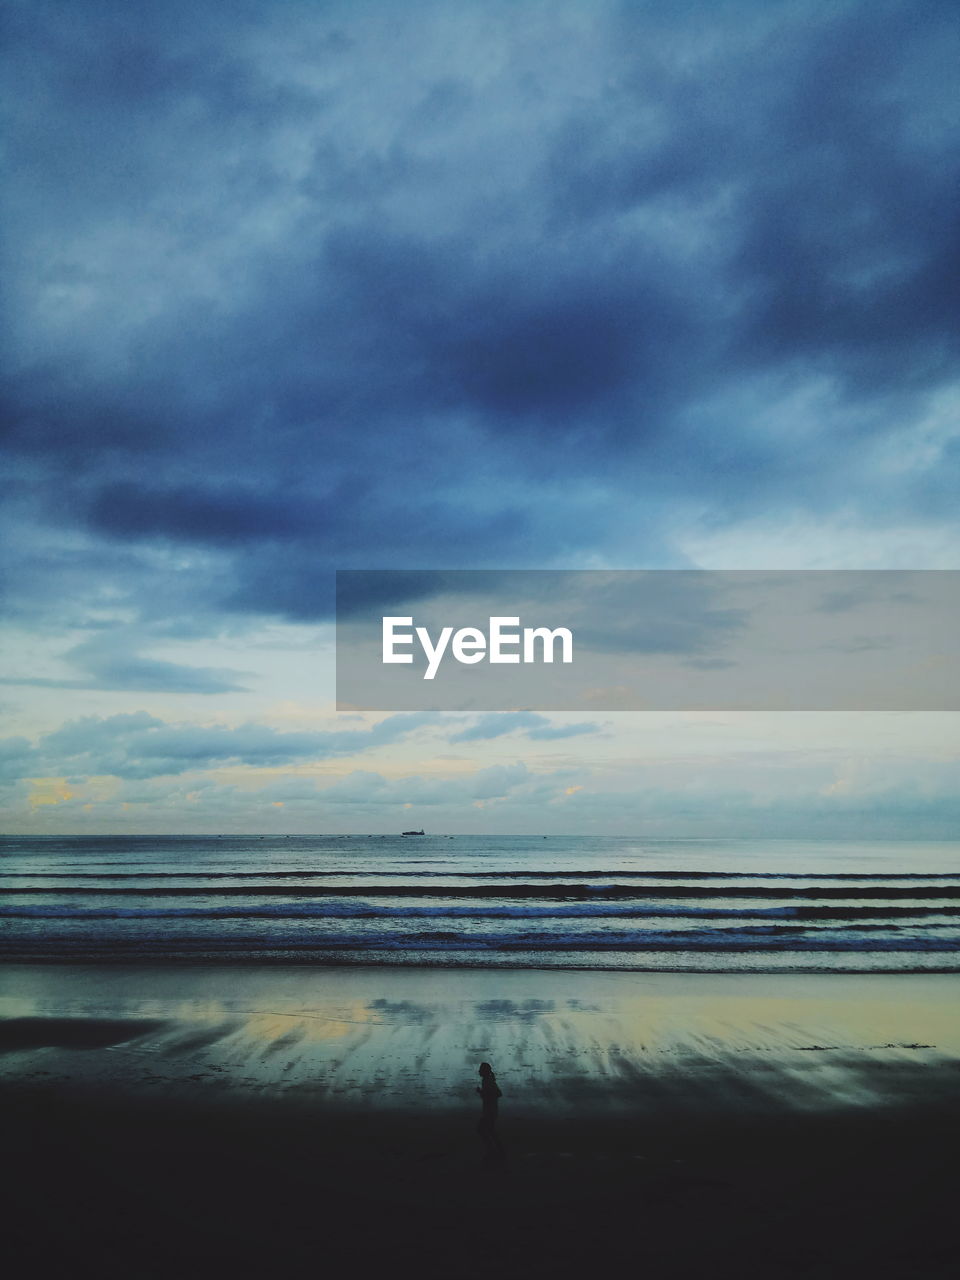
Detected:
[
  {"left": 314, "top": 221, "right": 689, "bottom": 429},
  {"left": 2, "top": 0, "right": 959, "bottom": 635}
]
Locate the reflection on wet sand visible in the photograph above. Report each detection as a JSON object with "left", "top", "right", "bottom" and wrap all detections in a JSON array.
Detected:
[{"left": 1, "top": 966, "right": 958, "bottom": 1117}]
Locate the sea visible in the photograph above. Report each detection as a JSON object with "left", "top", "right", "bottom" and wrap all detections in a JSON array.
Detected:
[{"left": 0, "top": 834, "right": 958, "bottom": 972}]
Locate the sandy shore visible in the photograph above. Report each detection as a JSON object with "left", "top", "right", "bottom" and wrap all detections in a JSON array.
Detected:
[{"left": 2, "top": 965, "right": 959, "bottom": 1278}]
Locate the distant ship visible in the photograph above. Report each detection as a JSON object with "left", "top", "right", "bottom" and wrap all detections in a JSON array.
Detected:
[{"left": 401, "top": 829, "right": 425, "bottom": 836}]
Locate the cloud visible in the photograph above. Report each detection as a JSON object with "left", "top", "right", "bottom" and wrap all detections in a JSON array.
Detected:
[
  {"left": 450, "top": 711, "right": 599, "bottom": 742},
  {"left": 8, "top": 710, "right": 442, "bottom": 780},
  {"left": 64, "top": 632, "right": 249, "bottom": 693},
  {"left": 0, "top": 736, "right": 39, "bottom": 781},
  {"left": 0, "top": 706, "right": 598, "bottom": 799},
  {"left": 1, "top": 3, "right": 958, "bottom": 842},
  {"left": 1, "top": 0, "right": 957, "bottom": 644},
  {"left": 312, "top": 760, "right": 575, "bottom": 808},
  {"left": 0, "top": 626, "right": 251, "bottom": 693}
]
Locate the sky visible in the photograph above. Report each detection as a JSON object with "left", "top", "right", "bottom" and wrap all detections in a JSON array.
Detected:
[{"left": 1, "top": 0, "right": 958, "bottom": 835}]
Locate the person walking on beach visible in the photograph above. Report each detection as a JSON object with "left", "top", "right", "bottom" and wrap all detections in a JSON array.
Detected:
[{"left": 476, "top": 1061, "right": 504, "bottom": 1158}]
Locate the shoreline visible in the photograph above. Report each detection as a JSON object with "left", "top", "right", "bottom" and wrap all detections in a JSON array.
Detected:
[
  {"left": 3, "top": 965, "right": 958, "bottom": 1112},
  {"left": 3, "top": 964, "right": 959, "bottom": 1276},
  {"left": 2, "top": 955, "right": 958, "bottom": 972}
]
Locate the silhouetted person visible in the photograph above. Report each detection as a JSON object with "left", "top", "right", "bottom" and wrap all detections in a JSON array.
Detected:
[{"left": 476, "top": 1061, "right": 504, "bottom": 1158}]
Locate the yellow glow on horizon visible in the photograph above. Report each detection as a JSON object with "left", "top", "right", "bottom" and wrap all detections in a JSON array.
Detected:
[{"left": 27, "top": 777, "right": 73, "bottom": 807}]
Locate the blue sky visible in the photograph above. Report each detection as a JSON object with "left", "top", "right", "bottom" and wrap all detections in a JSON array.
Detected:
[{"left": 1, "top": 0, "right": 958, "bottom": 834}]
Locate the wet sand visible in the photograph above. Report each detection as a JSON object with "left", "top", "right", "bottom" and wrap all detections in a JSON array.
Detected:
[{"left": 2, "top": 965, "right": 959, "bottom": 1278}]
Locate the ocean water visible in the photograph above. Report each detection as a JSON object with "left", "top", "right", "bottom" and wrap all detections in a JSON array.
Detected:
[{"left": 0, "top": 834, "right": 958, "bottom": 972}]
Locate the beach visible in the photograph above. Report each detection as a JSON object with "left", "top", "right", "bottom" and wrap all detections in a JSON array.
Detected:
[
  {"left": 6, "top": 1, "right": 960, "bottom": 1275},
  {"left": 3, "top": 963, "right": 959, "bottom": 1278}
]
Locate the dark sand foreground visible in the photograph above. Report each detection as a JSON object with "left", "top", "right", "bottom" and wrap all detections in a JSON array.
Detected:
[{"left": 2, "top": 965, "right": 959, "bottom": 1279}]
